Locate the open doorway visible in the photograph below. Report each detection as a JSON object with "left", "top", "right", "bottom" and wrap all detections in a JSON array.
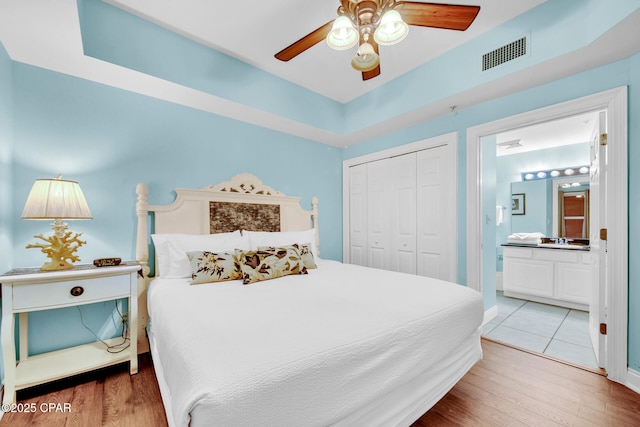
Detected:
[
  {"left": 466, "top": 87, "right": 628, "bottom": 384},
  {"left": 481, "top": 111, "right": 599, "bottom": 369}
]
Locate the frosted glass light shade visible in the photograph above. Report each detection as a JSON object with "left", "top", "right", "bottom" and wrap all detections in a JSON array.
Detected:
[
  {"left": 374, "top": 10, "right": 409, "bottom": 45},
  {"left": 22, "top": 178, "right": 92, "bottom": 220},
  {"left": 351, "top": 42, "right": 380, "bottom": 72},
  {"left": 326, "top": 16, "right": 359, "bottom": 50}
]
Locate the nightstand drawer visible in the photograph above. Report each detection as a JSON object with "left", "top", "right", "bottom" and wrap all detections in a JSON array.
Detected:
[{"left": 12, "top": 275, "right": 131, "bottom": 310}]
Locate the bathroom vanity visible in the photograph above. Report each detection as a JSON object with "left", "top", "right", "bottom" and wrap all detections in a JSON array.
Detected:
[{"left": 502, "top": 243, "right": 591, "bottom": 310}]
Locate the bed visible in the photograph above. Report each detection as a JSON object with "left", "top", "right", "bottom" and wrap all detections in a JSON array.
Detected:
[{"left": 135, "top": 173, "right": 483, "bottom": 427}]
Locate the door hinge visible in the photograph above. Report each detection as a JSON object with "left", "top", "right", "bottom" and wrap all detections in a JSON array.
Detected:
[
  {"left": 600, "top": 133, "right": 608, "bottom": 146},
  {"left": 600, "top": 323, "right": 607, "bottom": 335},
  {"left": 600, "top": 228, "right": 607, "bottom": 241}
]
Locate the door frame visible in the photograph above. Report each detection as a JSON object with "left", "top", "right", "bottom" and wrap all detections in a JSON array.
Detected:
[
  {"left": 343, "top": 132, "right": 459, "bottom": 281},
  {"left": 466, "top": 86, "right": 628, "bottom": 383}
]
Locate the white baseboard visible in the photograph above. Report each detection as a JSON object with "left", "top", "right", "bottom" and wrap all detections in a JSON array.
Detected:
[
  {"left": 483, "top": 305, "right": 498, "bottom": 326},
  {"left": 496, "top": 272, "right": 503, "bottom": 291},
  {"left": 627, "top": 367, "right": 640, "bottom": 395}
]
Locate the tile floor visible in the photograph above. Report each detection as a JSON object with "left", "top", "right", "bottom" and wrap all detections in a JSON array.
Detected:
[{"left": 482, "top": 291, "right": 598, "bottom": 369}]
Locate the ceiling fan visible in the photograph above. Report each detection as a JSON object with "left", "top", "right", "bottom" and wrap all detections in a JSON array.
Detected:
[{"left": 275, "top": 1, "right": 481, "bottom": 81}]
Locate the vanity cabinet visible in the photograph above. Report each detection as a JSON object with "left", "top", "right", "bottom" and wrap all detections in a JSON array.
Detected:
[{"left": 503, "top": 246, "right": 591, "bottom": 310}]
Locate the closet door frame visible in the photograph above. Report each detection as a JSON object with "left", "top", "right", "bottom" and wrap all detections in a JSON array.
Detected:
[{"left": 342, "top": 132, "right": 458, "bottom": 281}]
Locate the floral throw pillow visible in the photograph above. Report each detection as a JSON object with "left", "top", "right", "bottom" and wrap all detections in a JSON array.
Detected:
[
  {"left": 257, "top": 243, "right": 317, "bottom": 270},
  {"left": 187, "top": 250, "right": 242, "bottom": 285},
  {"left": 240, "top": 245, "right": 307, "bottom": 284}
]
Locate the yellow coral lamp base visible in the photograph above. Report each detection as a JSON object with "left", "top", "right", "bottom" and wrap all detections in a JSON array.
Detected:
[
  {"left": 40, "top": 258, "right": 76, "bottom": 271},
  {"left": 25, "top": 219, "right": 87, "bottom": 271}
]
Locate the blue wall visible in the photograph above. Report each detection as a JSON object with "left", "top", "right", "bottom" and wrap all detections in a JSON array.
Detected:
[
  {"left": 0, "top": 41, "right": 13, "bottom": 389},
  {"left": 0, "top": 42, "right": 13, "bottom": 274},
  {"left": 344, "top": 53, "right": 640, "bottom": 371},
  {"left": 4, "top": 63, "right": 342, "bottom": 378},
  {"left": 2, "top": 0, "right": 640, "bottom": 383}
]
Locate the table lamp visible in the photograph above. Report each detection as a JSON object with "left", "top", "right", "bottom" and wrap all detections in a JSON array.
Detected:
[{"left": 22, "top": 175, "right": 92, "bottom": 270}]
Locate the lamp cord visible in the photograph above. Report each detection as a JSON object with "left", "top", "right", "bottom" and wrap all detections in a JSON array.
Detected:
[{"left": 76, "top": 301, "right": 130, "bottom": 353}]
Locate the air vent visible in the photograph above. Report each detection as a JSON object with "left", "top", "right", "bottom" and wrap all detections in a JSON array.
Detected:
[
  {"left": 482, "top": 37, "right": 527, "bottom": 71},
  {"left": 497, "top": 139, "right": 522, "bottom": 150}
]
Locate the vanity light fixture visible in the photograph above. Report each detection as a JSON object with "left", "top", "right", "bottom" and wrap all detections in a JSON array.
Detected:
[{"left": 521, "top": 165, "right": 589, "bottom": 182}]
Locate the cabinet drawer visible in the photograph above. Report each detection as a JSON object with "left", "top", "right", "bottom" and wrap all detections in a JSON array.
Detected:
[{"left": 12, "top": 275, "right": 130, "bottom": 311}]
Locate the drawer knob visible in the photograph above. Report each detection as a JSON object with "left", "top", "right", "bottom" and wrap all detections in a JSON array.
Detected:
[{"left": 70, "top": 286, "right": 84, "bottom": 297}]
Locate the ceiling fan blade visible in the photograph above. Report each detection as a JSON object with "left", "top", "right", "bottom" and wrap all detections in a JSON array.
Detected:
[
  {"left": 362, "top": 65, "right": 381, "bottom": 80},
  {"left": 362, "top": 39, "right": 380, "bottom": 81},
  {"left": 275, "top": 20, "right": 335, "bottom": 61},
  {"left": 396, "top": 2, "right": 480, "bottom": 31}
]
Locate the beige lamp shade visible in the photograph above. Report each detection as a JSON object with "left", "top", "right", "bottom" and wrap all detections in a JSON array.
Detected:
[{"left": 22, "top": 177, "right": 92, "bottom": 220}]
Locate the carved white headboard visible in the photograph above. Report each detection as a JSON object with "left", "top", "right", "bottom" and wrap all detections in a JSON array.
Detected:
[{"left": 135, "top": 173, "right": 319, "bottom": 277}]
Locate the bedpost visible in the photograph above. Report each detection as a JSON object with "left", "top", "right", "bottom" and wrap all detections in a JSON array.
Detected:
[
  {"left": 312, "top": 196, "right": 319, "bottom": 257},
  {"left": 136, "top": 183, "right": 150, "bottom": 277}
]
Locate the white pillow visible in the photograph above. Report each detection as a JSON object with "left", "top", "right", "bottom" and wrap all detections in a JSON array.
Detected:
[
  {"left": 151, "top": 231, "right": 242, "bottom": 277},
  {"left": 244, "top": 229, "right": 318, "bottom": 260},
  {"left": 166, "top": 235, "right": 250, "bottom": 278}
]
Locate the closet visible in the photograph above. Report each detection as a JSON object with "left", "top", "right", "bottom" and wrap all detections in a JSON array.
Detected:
[{"left": 346, "top": 143, "right": 455, "bottom": 281}]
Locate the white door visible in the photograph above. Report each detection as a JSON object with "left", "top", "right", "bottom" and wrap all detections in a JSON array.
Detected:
[
  {"left": 589, "top": 110, "right": 607, "bottom": 368},
  {"left": 367, "top": 159, "right": 391, "bottom": 269},
  {"left": 349, "top": 163, "right": 368, "bottom": 266},
  {"left": 389, "top": 153, "right": 417, "bottom": 274},
  {"left": 416, "top": 145, "right": 455, "bottom": 281}
]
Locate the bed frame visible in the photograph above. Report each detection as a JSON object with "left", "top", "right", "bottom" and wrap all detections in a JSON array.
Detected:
[{"left": 134, "top": 173, "right": 319, "bottom": 351}]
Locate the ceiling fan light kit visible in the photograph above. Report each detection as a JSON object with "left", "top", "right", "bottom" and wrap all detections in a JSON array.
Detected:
[
  {"left": 351, "top": 38, "right": 381, "bottom": 72},
  {"left": 326, "top": 15, "right": 359, "bottom": 50},
  {"left": 275, "top": 1, "right": 481, "bottom": 81},
  {"left": 373, "top": 10, "right": 409, "bottom": 45}
]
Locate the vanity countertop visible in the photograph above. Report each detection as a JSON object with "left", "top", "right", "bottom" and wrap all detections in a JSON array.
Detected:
[{"left": 501, "top": 242, "right": 590, "bottom": 251}]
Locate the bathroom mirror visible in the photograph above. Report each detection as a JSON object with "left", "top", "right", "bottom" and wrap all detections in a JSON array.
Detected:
[{"left": 510, "top": 176, "right": 589, "bottom": 238}]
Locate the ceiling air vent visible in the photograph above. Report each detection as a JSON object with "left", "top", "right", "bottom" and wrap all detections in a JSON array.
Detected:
[{"left": 482, "top": 37, "right": 527, "bottom": 71}]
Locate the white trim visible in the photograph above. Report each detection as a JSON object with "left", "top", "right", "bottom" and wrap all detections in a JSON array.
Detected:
[
  {"left": 483, "top": 305, "right": 498, "bottom": 326},
  {"left": 466, "top": 86, "right": 628, "bottom": 384},
  {"left": 342, "top": 133, "right": 458, "bottom": 283},
  {"left": 627, "top": 368, "right": 640, "bottom": 395}
]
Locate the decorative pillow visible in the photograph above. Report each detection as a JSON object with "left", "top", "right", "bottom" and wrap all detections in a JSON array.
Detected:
[
  {"left": 258, "top": 243, "right": 317, "bottom": 270},
  {"left": 187, "top": 250, "right": 242, "bottom": 285},
  {"left": 240, "top": 245, "right": 307, "bottom": 284},
  {"left": 151, "top": 231, "right": 242, "bottom": 277},
  {"left": 244, "top": 228, "right": 318, "bottom": 260},
  {"left": 165, "top": 235, "right": 250, "bottom": 278}
]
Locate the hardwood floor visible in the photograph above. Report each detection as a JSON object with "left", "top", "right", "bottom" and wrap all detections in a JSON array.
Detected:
[{"left": 2, "top": 339, "right": 639, "bottom": 426}]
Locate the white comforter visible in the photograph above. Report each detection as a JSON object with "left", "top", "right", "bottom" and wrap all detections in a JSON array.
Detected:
[{"left": 147, "top": 260, "right": 483, "bottom": 427}]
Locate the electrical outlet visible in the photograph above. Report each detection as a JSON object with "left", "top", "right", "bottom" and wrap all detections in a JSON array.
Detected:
[{"left": 121, "top": 312, "right": 128, "bottom": 325}]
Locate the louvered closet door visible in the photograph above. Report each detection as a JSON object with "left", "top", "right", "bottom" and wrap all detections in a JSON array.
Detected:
[
  {"left": 349, "top": 163, "right": 368, "bottom": 266},
  {"left": 416, "top": 145, "right": 454, "bottom": 281},
  {"left": 366, "top": 159, "right": 392, "bottom": 270},
  {"left": 389, "top": 153, "right": 417, "bottom": 274}
]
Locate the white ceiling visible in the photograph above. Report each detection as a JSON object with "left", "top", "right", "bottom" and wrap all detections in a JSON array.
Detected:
[
  {"left": 106, "top": 0, "right": 547, "bottom": 103},
  {"left": 1, "top": 1, "right": 639, "bottom": 147},
  {"left": 496, "top": 110, "right": 600, "bottom": 156}
]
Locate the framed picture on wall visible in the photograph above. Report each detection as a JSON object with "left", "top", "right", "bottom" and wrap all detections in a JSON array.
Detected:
[{"left": 512, "top": 193, "right": 526, "bottom": 215}]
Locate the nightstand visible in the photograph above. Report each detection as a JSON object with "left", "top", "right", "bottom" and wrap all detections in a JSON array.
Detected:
[{"left": 0, "top": 263, "right": 140, "bottom": 406}]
